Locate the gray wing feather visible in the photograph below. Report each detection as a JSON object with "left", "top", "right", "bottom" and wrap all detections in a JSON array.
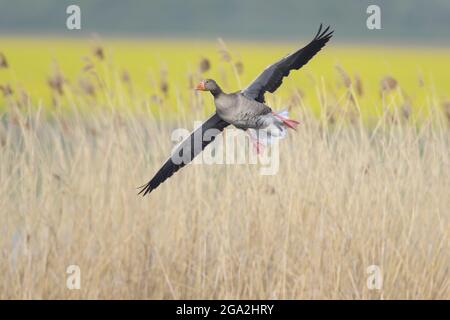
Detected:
[
  {"left": 242, "top": 24, "right": 333, "bottom": 103},
  {"left": 138, "top": 113, "right": 229, "bottom": 196}
]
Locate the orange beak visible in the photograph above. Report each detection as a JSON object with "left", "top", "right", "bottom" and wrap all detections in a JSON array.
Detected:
[{"left": 195, "top": 81, "right": 206, "bottom": 91}]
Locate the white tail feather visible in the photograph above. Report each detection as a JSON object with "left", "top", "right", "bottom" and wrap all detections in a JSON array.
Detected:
[{"left": 247, "top": 109, "right": 294, "bottom": 146}]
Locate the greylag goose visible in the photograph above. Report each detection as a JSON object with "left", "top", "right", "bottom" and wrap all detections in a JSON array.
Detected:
[{"left": 139, "top": 24, "right": 333, "bottom": 196}]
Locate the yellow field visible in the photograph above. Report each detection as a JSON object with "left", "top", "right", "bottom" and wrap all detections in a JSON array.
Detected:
[
  {"left": 2, "top": 37, "right": 450, "bottom": 118},
  {"left": 0, "top": 38, "right": 449, "bottom": 299}
]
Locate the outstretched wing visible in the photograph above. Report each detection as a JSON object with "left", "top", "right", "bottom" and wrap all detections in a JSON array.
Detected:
[
  {"left": 138, "top": 113, "right": 229, "bottom": 196},
  {"left": 242, "top": 24, "right": 333, "bottom": 103}
]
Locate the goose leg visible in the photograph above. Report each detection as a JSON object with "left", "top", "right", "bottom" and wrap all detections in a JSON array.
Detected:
[{"left": 246, "top": 129, "right": 264, "bottom": 155}]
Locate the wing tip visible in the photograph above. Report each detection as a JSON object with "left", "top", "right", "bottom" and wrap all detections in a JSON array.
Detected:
[
  {"left": 315, "top": 23, "right": 323, "bottom": 39},
  {"left": 137, "top": 181, "right": 154, "bottom": 196},
  {"left": 315, "top": 24, "right": 334, "bottom": 41}
]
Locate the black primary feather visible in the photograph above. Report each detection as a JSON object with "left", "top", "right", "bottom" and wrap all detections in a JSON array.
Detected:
[{"left": 242, "top": 24, "right": 334, "bottom": 103}]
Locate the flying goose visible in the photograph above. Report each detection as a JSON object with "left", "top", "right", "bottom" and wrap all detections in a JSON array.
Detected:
[{"left": 139, "top": 24, "right": 333, "bottom": 196}]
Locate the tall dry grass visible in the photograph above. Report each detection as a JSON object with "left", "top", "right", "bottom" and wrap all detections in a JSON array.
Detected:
[
  {"left": 0, "top": 42, "right": 449, "bottom": 299},
  {"left": 0, "top": 93, "right": 448, "bottom": 299}
]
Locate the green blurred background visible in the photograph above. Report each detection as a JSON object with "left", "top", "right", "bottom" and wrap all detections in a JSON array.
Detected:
[{"left": 0, "top": 0, "right": 449, "bottom": 43}]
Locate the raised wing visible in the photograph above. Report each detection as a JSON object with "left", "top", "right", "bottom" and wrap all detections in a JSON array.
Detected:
[
  {"left": 242, "top": 24, "right": 333, "bottom": 103},
  {"left": 138, "top": 113, "right": 229, "bottom": 196}
]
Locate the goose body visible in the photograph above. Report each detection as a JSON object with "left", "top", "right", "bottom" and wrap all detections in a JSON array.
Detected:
[{"left": 213, "top": 92, "right": 272, "bottom": 129}]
